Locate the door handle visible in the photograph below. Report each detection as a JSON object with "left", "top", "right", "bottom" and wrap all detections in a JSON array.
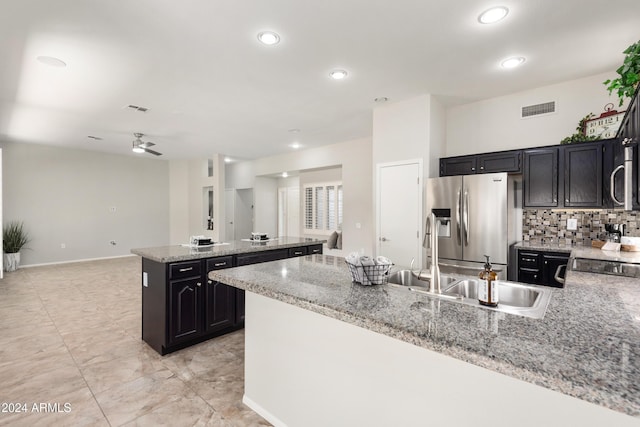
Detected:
[
  {"left": 380, "top": 237, "right": 389, "bottom": 242},
  {"left": 455, "top": 190, "right": 462, "bottom": 245},
  {"left": 463, "top": 191, "right": 470, "bottom": 247},
  {"left": 554, "top": 264, "right": 566, "bottom": 285},
  {"left": 610, "top": 164, "right": 625, "bottom": 206}
]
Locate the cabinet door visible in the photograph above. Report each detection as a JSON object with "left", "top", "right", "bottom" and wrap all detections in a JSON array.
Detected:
[
  {"left": 205, "top": 280, "right": 235, "bottom": 333},
  {"left": 542, "top": 254, "right": 569, "bottom": 287},
  {"left": 563, "top": 143, "right": 603, "bottom": 207},
  {"left": 440, "top": 156, "right": 477, "bottom": 176},
  {"left": 235, "top": 289, "right": 245, "bottom": 325},
  {"left": 478, "top": 151, "right": 521, "bottom": 173},
  {"left": 524, "top": 148, "right": 558, "bottom": 207},
  {"left": 169, "top": 278, "right": 203, "bottom": 344}
]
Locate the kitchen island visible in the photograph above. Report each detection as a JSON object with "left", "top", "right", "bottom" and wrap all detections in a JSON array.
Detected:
[
  {"left": 209, "top": 253, "right": 640, "bottom": 427},
  {"left": 131, "top": 237, "right": 324, "bottom": 354}
]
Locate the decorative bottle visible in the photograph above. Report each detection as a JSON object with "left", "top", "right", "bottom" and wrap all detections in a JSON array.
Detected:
[{"left": 478, "top": 255, "right": 499, "bottom": 307}]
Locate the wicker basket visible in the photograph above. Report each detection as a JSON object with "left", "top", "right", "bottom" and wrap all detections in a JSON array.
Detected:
[{"left": 346, "top": 260, "right": 392, "bottom": 285}]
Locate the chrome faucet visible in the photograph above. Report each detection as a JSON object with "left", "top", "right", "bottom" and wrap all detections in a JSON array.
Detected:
[{"left": 423, "top": 212, "right": 444, "bottom": 294}]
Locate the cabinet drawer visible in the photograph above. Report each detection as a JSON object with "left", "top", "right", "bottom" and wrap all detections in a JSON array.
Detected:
[
  {"left": 206, "top": 256, "right": 233, "bottom": 271},
  {"left": 518, "top": 252, "right": 540, "bottom": 268},
  {"left": 289, "top": 247, "right": 308, "bottom": 257},
  {"left": 170, "top": 261, "right": 202, "bottom": 280},
  {"left": 308, "top": 244, "right": 323, "bottom": 254},
  {"left": 518, "top": 268, "right": 541, "bottom": 284}
]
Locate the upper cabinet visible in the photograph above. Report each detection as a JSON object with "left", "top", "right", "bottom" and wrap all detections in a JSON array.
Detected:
[
  {"left": 563, "top": 143, "right": 603, "bottom": 208},
  {"left": 523, "top": 148, "right": 558, "bottom": 207},
  {"left": 440, "top": 150, "right": 521, "bottom": 176}
]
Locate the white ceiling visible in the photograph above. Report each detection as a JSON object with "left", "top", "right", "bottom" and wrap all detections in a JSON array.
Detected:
[{"left": 1, "top": 0, "right": 639, "bottom": 160}]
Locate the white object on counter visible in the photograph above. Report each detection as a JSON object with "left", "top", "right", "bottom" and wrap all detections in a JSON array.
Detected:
[{"left": 601, "top": 242, "right": 621, "bottom": 252}]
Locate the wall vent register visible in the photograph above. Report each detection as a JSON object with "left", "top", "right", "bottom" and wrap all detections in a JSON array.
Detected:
[{"left": 521, "top": 101, "right": 556, "bottom": 118}]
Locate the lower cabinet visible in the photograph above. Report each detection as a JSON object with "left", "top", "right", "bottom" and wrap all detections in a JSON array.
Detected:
[
  {"left": 517, "top": 249, "right": 569, "bottom": 287},
  {"left": 168, "top": 277, "right": 203, "bottom": 344},
  {"left": 142, "top": 245, "right": 323, "bottom": 355}
]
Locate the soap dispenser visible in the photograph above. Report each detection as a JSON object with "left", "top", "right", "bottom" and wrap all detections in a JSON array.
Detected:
[{"left": 478, "top": 255, "right": 499, "bottom": 307}]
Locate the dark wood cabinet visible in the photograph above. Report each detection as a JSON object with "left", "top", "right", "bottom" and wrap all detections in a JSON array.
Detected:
[
  {"left": 169, "top": 276, "right": 203, "bottom": 344},
  {"left": 440, "top": 155, "right": 477, "bottom": 176},
  {"left": 205, "top": 280, "right": 235, "bottom": 333},
  {"left": 440, "top": 151, "right": 521, "bottom": 176},
  {"left": 517, "top": 249, "right": 568, "bottom": 287},
  {"left": 478, "top": 151, "right": 521, "bottom": 173},
  {"left": 563, "top": 143, "right": 603, "bottom": 207},
  {"left": 523, "top": 148, "right": 558, "bottom": 207},
  {"left": 142, "top": 244, "right": 323, "bottom": 355}
]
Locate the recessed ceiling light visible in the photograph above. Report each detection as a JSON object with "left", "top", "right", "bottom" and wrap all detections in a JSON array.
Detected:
[
  {"left": 478, "top": 6, "right": 509, "bottom": 24},
  {"left": 374, "top": 97, "right": 388, "bottom": 103},
  {"left": 501, "top": 56, "right": 526, "bottom": 69},
  {"left": 288, "top": 128, "right": 300, "bottom": 133},
  {"left": 36, "top": 56, "right": 67, "bottom": 67},
  {"left": 282, "top": 172, "right": 288, "bottom": 178},
  {"left": 329, "top": 69, "right": 348, "bottom": 80},
  {"left": 224, "top": 157, "right": 232, "bottom": 163},
  {"left": 290, "top": 142, "right": 301, "bottom": 149},
  {"left": 257, "top": 31, "right": 280, "bottom": 46}
]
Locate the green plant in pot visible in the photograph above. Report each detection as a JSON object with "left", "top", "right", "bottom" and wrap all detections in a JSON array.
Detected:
[
  {"left": 604, "top": 39, "right": 640, "bottom": 107},
  {"left": 3, "top": 221, "right": 30, "bottom": 272}
]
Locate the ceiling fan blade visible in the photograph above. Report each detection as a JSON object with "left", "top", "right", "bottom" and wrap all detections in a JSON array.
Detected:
[
  {"left": 143, "top": 148, "right": 163, "bottom": 156},
  {"left": 140, "top": 141, "right": 155, "bottom": 148}
]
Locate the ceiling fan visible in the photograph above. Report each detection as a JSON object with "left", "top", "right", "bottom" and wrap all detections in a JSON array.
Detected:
[{"left": 132, "top": 133, "right": 162, "bottom": 156}]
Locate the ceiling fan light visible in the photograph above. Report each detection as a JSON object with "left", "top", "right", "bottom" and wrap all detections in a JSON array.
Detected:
[{"left": 132, "top": 143, "right": 145, "bottom": 153}]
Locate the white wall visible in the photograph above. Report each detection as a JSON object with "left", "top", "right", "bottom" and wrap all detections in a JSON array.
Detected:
[
  {"left": 253, "top": 177, "right": 278, "bottom": 236},
  {"left": 169, "top": 155, "right": 225, "bottom": 244},
  {"left": 445, "top": 72, "right": 627, "bottom": 156},
  {"left": 226, "top": 138, "right": 373, "bottom": 255},
  {"left": 1, "top": 141, "right": 169, "bottom": 266}
]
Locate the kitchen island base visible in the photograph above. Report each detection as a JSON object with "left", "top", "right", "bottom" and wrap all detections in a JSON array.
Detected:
[{"left": 244, "top": 292, "right": 638, "bottom": 427}]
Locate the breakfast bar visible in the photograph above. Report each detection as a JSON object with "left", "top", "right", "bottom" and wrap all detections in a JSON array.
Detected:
[{"left": 209, "top": 253, "right": 640, "bottom": 427}]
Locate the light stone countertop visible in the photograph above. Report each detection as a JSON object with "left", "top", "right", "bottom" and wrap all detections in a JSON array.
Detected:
[
  {"left": 515, "top": 241, "right": 640, "bottom": 263},
  {"left": 209, "top": 254, "right": 640, "bottom": 419},
  {"left": 131, "top": 237, "right": 326, "bottom": 263}
]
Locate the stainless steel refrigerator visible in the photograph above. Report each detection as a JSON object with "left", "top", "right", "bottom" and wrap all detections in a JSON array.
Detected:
[{"left": 425, "top": 172, "right": 521, "bottom": 279}]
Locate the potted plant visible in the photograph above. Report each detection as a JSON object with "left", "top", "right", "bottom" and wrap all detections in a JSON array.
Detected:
[
  {"left": 3, "top": 221, "right": 30, "bottom": 272},
  {"left": 604, "top": 39, "right": 640, "bottom": 107}
]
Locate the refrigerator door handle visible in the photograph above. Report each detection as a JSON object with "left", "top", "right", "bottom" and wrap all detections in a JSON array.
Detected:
[
  {"left": 455, "top": 189, "right": 462, "bottom": 245},
  {"left": 463, "top": 191, "right": 470, "bottom": 247},
  {"left": 610, "top": 164, "right": 625, "bottom": 206}
]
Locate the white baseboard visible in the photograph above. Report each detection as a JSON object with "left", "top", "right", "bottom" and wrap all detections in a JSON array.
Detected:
[
  {"left": 242, "top": 394, "right": 287, "bottom": 427},
  {"left": 18, "top": 254, "right": 138, "bottom": 269}
]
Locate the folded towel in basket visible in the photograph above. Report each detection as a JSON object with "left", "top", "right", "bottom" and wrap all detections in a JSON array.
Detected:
[
  {"left": 375, "top": 256, "right": 391, "bottom": 266},
  {"left": 359, "top": 256, "right": 375, "bottom": 266}
]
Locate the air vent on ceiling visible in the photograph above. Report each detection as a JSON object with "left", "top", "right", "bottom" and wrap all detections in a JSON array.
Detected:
[
  {"left": 521, "top": 101, "right": 556, "bottom": 118},
  {"left": 125, "top": 104, "right": 150, "bottom": 113},
  {"left": 87, "top": 135, "right": 103, "bottom": 141}
]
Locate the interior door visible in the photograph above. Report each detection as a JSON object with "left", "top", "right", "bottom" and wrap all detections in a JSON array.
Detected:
[{"left": 378, "top": 161, "right": 422, "bottom": 267}]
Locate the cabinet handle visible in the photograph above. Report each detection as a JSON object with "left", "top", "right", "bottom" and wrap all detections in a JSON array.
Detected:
[
  {"left": 480, "top": 166, "right": 484, "bottom": 170},
  {"left": 294, "top": 251, "right": 303, "bottom": 255},
  {"left": 197, "top": 282, "right": 202, "bottom": 287},
  {"left": 208, "top": 280, "right": 212, "bottom": 284},
  {"left": 214, "top": 262, "right": 227, "bottom": 267},
  {"left": 522, "top": 257, "right": 535, "bottom": 262},
  {"left": 565, "top": 199, "right": 569, "bottom": 203},
  {"left": 533, "top": 275, "right": 537, "bottom": 279},
  {"left": 544, "top": 261, "right": 547, "bottom": 265},
  {"left": 312, "top": 249, "right": 320, "bottom": 253},
  {"left": 179, "top": 267, "right": 193, "bottom": 272},
  {"left": 471, "top": 167, "right": 476, "bottom": 171}
]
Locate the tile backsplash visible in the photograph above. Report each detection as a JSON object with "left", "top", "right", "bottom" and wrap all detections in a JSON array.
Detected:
[{"left": 522, "top": 209, "right": 640, "bottom": 246}]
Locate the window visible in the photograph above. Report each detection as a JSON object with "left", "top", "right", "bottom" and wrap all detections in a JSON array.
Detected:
[{"left": 304, "top": 182, "right": 343, "bottom": 233}]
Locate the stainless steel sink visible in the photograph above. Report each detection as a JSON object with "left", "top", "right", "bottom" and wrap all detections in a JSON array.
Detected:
[
  {"left": 443, "top": 280, "right": 541, "bottom": 308},
  {"left": 386, "top": 270, "right": 552, "bottom": 319},
  {"left": 387, "top": 270, "right": 456, "bottom": 289}
]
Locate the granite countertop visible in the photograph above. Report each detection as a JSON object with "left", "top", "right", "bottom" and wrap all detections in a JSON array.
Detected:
[
  {"left": 515, "top": 241, "right": 640, "bottom": 263},
  {"left": 209, "top": 254, "right": 640, "bottom": 418},
  {"left": 131, "top": 237, "right": 326, "bottom": 263}
]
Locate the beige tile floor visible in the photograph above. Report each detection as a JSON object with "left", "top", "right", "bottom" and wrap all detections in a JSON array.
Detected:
[{"left": 0, "top": 256, "right": 271, "bottom": 426}]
